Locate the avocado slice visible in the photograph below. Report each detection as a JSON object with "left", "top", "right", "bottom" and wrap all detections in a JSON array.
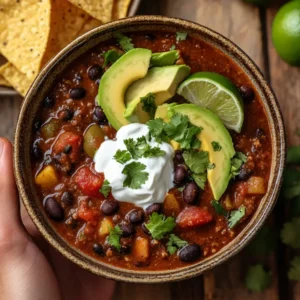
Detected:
[
  {"left": 124, "top": 65, "right": 190, "bottom": 123},
  {"left": 150, "top": 50, "right": 179, "bottom": 67},
  {"left": 155, "top": 103, "right": 235, "bottom": 200},
  {"left": 97, "top": 48, "right": 152, "bottom": 130}
]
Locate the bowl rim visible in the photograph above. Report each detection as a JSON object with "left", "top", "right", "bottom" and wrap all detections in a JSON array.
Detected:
[{"left": 14, "top": 15, "right": 286, "bottom": 283}]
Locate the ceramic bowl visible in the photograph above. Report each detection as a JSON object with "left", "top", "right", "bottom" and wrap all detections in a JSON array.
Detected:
[{"left": 14, "top": 16, "right": 286, "bottom": 283}]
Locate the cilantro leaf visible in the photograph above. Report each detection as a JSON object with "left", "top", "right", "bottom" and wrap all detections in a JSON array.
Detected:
[
  {"left": 211, "top": 200, "right": 227, "bottom": 216},
  {"left": 99, "top": 179, "right": 111, "bottom": 197},
  {"left": 103, "top": 49, "right": 122, "bottom": 67},
  {"left": 107, "top": 225, "right": 122, "bottom": 251},
  {"left": 211, "top": 141, "right": 222, "bottom": 151},
  {"left": 176, "top": 31, "right": 188, "bottom": 42},
  {"left": 147, "top": 118, "right": 168, "bottom": 143},
  {"left": 247, "top": 225, "right": 277, "bottom": 255},
  {"left": 245, "top": 265, "right": 272, "bottom": 292},
  {"left": 141, "top": 93, "right": 157, "bottom": 119},
  {"left": 183, "top": 150, "right": 210, "bottom": 174},
  {"left": 231, "top": 152, "right": 247, "bottom": 178},
  {"left": 115, "top": 33, "right": 134, "bottom": 51},
  {"left": 170, "top": 44, "right": 176, "bottom": 50},
  {"left": 167, "top": 234, "right": 188, "bottom": 255},
  {"left": 208, "top": 163, "right": 215, "bottom": 170},
  {"left": 114, "top": 149, "right": 131, "bottom": 164},
  {"left": 281, "top": 218, "right": 300, "bottom": 249},
  {"left": 288, "top": 256, "right": 300, "bottom": 281},
  {"left": 228, "top": 205, "right": 245, "bottom": 228},
  {"left": 144, "top": 147, "right": 165, "bottom": 158},
  {"left": 192, "top": 173, "right": 207, "bottom": 190},
  {"left": 122, "top": 162, "right": 148, "bottom": 189},
  {"left": 145, "top": 212, "right": 176, "bottom": 240}
]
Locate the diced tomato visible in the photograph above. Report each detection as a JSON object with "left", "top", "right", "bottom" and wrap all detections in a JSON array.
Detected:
[
  {"left": 176, "top": 207, "right": 213, "bottom": 228},
  {"left": 74, "top": 167, "right": 104, "bottom": 198},
  {"left": 77, "top": 200, "right": 100, "bottom": 222},
  {"left": 53, "top": 131, "right": 82, "bottom": 162}
]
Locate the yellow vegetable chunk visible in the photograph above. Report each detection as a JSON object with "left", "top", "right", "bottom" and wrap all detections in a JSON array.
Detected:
[
  {"left": 133, "top": 237, "right": 150, "bottom": 265},
  {"left": 98, "top": 217, "right": 113, "bottom": 237},
  {"left": 247, "top": 176, "right": 266, "bottom": 195},
  {"left": 224, "top": 194, "right": 233, "bottom": 209},
  {"left": 35, "top": 165, "right": 58, "bottom": 189},
  {"left": 163, "top": 193, "right": 180, "bottom": 216}
]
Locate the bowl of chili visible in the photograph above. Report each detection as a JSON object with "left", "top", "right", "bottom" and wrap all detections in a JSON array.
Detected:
[{"left": 14, "top": 16, "right": 285, "bottom": 283}]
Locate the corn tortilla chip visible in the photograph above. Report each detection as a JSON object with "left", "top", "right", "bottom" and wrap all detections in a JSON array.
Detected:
[
  {"left": 0, "top": 0, "right": 51, "bottom": 81},
  {"left": 67, "top": 0, "right": 114, "bottom": 23},
  {"left": 0, "top": 75, "right": 11, "bottom": 87},
  {"left": 41, "top": 0, "right": 91, "bottom": 66},
  {"left": 76, "top": 17, "right": 102, "bottom": 36},
  {"left": 0, "top": 63, "right": 31, "bottom": 96},
  {"left": 113, "top": 0, "right": 131, "bottom": 19}
]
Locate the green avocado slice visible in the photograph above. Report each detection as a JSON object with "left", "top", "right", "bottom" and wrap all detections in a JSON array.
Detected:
[
  {"left": 155, "top": 103, "right": 235, "bottom": 200},
  {"left": 150, "top": 50, "right": 179, "bottom": 66},
  {"left": 97, "top": 48, "right": 152, "bottom": 130},
  {"left": 124, "top": 65, "right": 190, "bottom": 123}
]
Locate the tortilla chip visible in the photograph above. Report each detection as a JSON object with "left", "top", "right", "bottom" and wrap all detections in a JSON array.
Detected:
[
  {"left": 67, "top": 0, "right": 114, "bottom": 23},
  {"left": 0, "top": 63, "right": 32, "bottom": 96},
  {"left": 76, "top": 17, "right": 102, "bottom": 36},
  {"left": 0, "top": 75, "right": 11, "bottom": 87},
  {"left": 0, "top": 0, "right": 51, "bottom": 81},
  {"left": 113, "top": 0, "right": 131, "bottom": 19},
  {"left": 41, "top": 0, "right": 91, "bottom": 66}
]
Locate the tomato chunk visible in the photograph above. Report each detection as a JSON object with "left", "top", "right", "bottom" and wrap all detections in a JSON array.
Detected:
[
  {"left": 74, "top": 167, "right": 104, "bottom": 198},
  {"left": 176, "top": 207, "right": 213, "bottom": 228},
  {"left": 77, "top": 200, "right": 100, "bottom": 222},
  {"left": 53, "top": 131, "right": 82, "bottom": 163}
]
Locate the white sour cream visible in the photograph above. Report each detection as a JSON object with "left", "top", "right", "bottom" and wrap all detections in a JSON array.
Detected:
[{"left": 94, "top": 123, "right": 174, "bottom": 209}]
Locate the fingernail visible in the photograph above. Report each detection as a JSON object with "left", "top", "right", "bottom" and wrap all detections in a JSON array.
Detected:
[{"left": 0, "top": 139, "right": 3, "bottom": 158}]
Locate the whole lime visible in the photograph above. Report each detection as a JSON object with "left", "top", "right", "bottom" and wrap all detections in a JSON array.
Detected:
[{"left": 272, "top": 0, "right": 300, "bottom": 66}]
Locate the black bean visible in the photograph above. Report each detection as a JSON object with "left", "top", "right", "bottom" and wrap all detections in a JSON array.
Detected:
[
  {"left": 59, "top": 109, "right": 74, "bottom": 121},
  {"left": 33, "top": 120, "right": 42, "bottom": 131},
  {"left": 174, "top": 150, "right": 184, "bottom": 165},
  {"left": 120, "top": 244, "right": 131, "bottom": 254},
  {"left": 183, "top": 182, "right": 199, "bottom": 204},
  {"left": 239, "top": 85, "right": 255, "bottom": 102},
  {"left": 101, "top": 200, "right": 119, "bottom": 215},
  {"left": 141, "top": 223, "right": 151, "bottom": 235},
  {"left": 93, "top": 243, "right": 105, "bottom": 256},
  {"left": 61, "top": 192, "right": 74, "bottom": 207},
  {"left": 127, "top": 209, "right": 144, "bottom": 224},
  {"left": 145, "top": 203, "right": 161, "bottom": 216},
  {"left": 237, "top": 168, "right": 253, "bottom": 181},
  {"left": 32, "top": 144, "right": 43, "bottom": 160},
  {"left": 44, "top": 96, "right": 55, "bottom": 108},
  {"left": 119, "top": 221, "right": 135, "bottom": 237},
  {"left": 64, "top": 145, "right": 72, "bottom": 154},
  {"left": 95, "top": 78, "right": 101, "bottom": 86},
  {"left": 74, "top": 73, "right": 83, "bottom": 82},
  {"left": 70, "top": 87, "right": 86, "bottom": 100},
  {"left": 145, "top": 33, "right": 156, "bottom": 41},
  {"left": 174, "top": 165, "right": 188, "bottom": 185},
  {"left": 179, "top": 244, "right": 202, "bottom": 262},
  {"left": 93, "top": 106, "right": 108, "bottom": 124},
  {"left": 256, "top": 128, "right": 265, "bottom": 138},
  {"left": 44, "top": 197, "right": 64, "bottom": 221},
  {"left": 88, "top": 65, "right": 102, "bottom": 80}
]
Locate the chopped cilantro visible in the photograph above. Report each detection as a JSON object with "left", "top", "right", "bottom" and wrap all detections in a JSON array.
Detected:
[
  {"left": 281, "top": 218, "right": 300, "bottom": 249},
  {"left": 141, "top": 93, "right": 157, "bottom": 119},
  {"left": 211, "top": 200, "right": 227, "bottom": 216},
  {"left": 228, "top": 205, "right": 245, "bottom": 228},
  {"left": 145, "top": 212, "right": 176, "bottom": 240},
  {"left": 183, "top": 150, "right": 210, "bottom": 189},
  {"left": 170, "top": 44, "right": 176, "bottom": 50},
  {"left": 114, "top": 149, "right": 131, "bottom": 164},
  {"left": 211, "top": 141, "right": 222, "bottom": 151},
  {"left": 122, "top": 161, "right": 149, "bottom": 189},
  {"left": 167, "top": 234, "right": 188, "bottom": 255},
  {"left": 231, "top": 152, "right": 247, "bottom": 178},
  {"left": 103, "top": 49, "right": 122, "bottom": 67},
  {"left": 99, "top": 179, "right": 111, "bottom": 197},
  {"left": 288, "top": 256, "right": 300, "bottom": 281},
  {"left": 245, "top": 265, "right": 272, "bottom": 292},
  {"left": 147, "top": 118, "right": 168, "bottom": 143},
  {"left": 115, "top": 33, "right": 134, "bottom": 51},
  {"left": 208, "top": 163, "right": 215, "bottom": 170},
  {"left": 176, "top": 31, "right": 188, "bottom": 42},
  {"left": 107, "top": 225, "right": 122, "bottom": 251},
  {"left": 144, "top": 147, "right": 165, "bottom": 158}
]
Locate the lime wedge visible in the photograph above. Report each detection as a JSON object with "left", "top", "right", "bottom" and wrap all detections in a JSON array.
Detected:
[{"left": 177, "top": 72, "right": 244, "bottom": 133}]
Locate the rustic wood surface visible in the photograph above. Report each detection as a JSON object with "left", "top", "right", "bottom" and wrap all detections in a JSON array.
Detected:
[{"left": 0, "top": 0, "right": 297, "bottom": 299}]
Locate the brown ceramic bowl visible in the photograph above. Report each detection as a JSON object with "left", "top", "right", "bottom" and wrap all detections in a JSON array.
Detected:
[{"left": 14, "top": 16, "right": 285, "bottom": 283}]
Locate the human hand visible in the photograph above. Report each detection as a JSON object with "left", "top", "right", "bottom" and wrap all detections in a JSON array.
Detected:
[{"left": 0, "top": 138, "right": 116, "bottom": 300}]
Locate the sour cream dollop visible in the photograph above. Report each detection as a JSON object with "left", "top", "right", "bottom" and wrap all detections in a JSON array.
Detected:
[{"left": 94, "top": 123, "right": 174, "bottom": 209}]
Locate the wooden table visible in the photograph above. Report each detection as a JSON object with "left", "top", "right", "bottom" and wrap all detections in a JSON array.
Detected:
[{"left": 1, "top": 0, "right": 299, "bottom": 299}]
